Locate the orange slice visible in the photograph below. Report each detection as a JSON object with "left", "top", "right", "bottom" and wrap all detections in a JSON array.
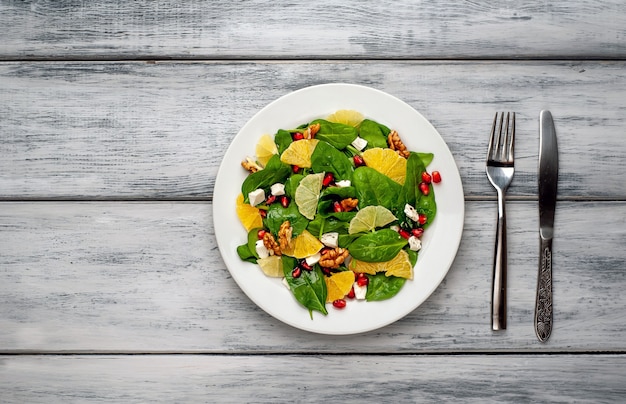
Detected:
[
  {"left": 362, "top": 147, "right": 407, "bottom": 185},
  {"left": 349, "top": 249, "right": 413, "bottom": 280},
  {"left": 325, "top": 270, "right": 356, "bottom": 302},
  {"left": 281, "top": 229, "right": 323, "bottom": 259},
  {"left": 255, "top": 134, "right": 278, "bottom": 166},
  {"left": 236, "top": 193, "right": 263, "bottom": 231},
  {"left": 280, "top": 139, "right": 319, "bottom": 168},
  {"left": 326, "top": 109, "right": 364, "bottom": 127}
]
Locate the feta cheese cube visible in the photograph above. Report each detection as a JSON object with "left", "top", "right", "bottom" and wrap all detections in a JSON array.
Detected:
[
  {"left": 255, "top": 240, "right": 270, "bottom": 259},
  {"left": 320, "top": 232, "right": 339, "bottom": 248},
  {"left": 248, "top": 188, "right": 266, "bottom": 207},
  {"left": 270, "top": 183, "right": 285, "bottom": 196},
  {"left": 408, "top": 236, "right": 422, "bottom": 252},
  {"left": 390, "top": 225, "right": 400, "bottom": 232},
  {"left": 335, "top": 180, "right": 351, "bottom": 188},
  {"left": 404, "top": 203, "right": 420, "bottom": 222},
  {"left": 351, "top": 136, "right": 368, "bottom": 151},
  {"left": 305, "top": 252, "right": 321, "bottom": 266},
  {"left": 353, "top": 282, "right": 367, "bottom": 300}
]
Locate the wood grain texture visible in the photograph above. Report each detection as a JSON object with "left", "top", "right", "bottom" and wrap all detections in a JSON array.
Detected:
[
  {"left": 1, "top": 200, "right": 624, "bottom": 352},
  {"left": 1, "top": 61, "right": 625, "bottom": 199},
  {"left": 1, "top": 1, "right": 626, "bottom": 59},
  {"left": 1, "top": 354, "right": 625, "bottom": 403}
]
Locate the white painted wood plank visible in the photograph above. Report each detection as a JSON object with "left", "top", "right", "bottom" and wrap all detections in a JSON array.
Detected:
[
  {"left": 1, "top": 201, "right": 624, "bottom": 352},
  {"left": 1, "top": 1, "right": 625, "bottom": 59},
  {"left": 1, "top": 354, "right": 624, "bottom": 403},
  {"left": 1, "top": 61, "right": 625, "bottom": 199}
]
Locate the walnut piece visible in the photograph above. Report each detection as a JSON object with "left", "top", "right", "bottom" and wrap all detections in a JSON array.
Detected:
[
  {"left": 241, "top": 157, "right": 262, "bottom": 173},
  {"left": 263, "top": 232, "right": 281, "bottom": 256},
  {"left": 387, "top": 130, "right": 410, "bottom": 158},
  {"left": 340, "top": 198, "right": 359, "bottom": 212},
  {"left": 319, "top": 247, "right": 350, "bottom": 269},
  {"left": 303, "top": 123, "right": 321, "bottom": 139},
  {"left": 278, "top": 221, "right": 293, "bottom": 251}
]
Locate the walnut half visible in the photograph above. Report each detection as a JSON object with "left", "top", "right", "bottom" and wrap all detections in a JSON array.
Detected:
[
  {"left": 387, "top": 130, "right": 410, "bottom": 158},
  {"left": 319, "top": 247, "right": 350, "bottom": 269}
]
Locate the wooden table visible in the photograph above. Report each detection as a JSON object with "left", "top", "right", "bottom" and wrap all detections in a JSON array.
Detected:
[{"left": 1, "top": 2, "right": 625, "bottom": 402}]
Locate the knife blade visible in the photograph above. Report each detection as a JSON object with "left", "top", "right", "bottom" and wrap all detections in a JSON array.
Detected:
[{"left": 535, "top": 110, "right": 558, "bottom": 342}]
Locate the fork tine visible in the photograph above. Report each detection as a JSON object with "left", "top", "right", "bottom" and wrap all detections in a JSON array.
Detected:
[
  {"left": 507, "top": 112, "right": 515, "bottom": 162},
  {"left": 487, "top": 112, "right": 498, "bottom": 161}
]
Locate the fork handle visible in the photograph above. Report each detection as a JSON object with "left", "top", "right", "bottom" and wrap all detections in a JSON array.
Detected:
[{"left": 491, "top": 190, "right": 508, "bottom": 330}]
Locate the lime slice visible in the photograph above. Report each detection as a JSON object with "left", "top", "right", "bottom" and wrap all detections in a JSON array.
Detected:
[
  {"left": 280, "top": 139, "right": 319, "bottom": 168},
  {"left": 255, "top": 134, "right": 278, "bottom": 166},
  {"left": 362, "top": 147, "right": 407, "bottom": 184},
  {"left": 294, "top": 172, "right": 324, "bottom": 220},
  {"left": 348, "top": 205, "right": 397, "bottom": 234},
  {"left": 257, "top": 255, "right": 283, "bottom": 277}
]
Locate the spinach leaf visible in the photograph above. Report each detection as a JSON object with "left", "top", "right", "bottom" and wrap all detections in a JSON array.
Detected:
[
  {"left": 265, "top": 202, "right": 309, "bottom": 237},
  {"left": 246, "top": 227, "right": 262, "bottom": 259},
  {"left": 349, "top": 229, "right": 407, "bottom": 262},
  {"left": 359, "top": 119, "right": 389, "bottom": 149},
  {"left": 417, "top": 152, "right": 434, "bottom": 167},
  {"left": 285, "top": 174, "right": 304, "bottom": 198},
  {"left": 338, "top": 233, "right": 360, "bottom": 248},
  {"left": 310, "top": 140, "right": 354, "bottom": 181},
  {"left": 320, "top": 186, "right": 357, "bottom": 200},
  {"left": 274, "top": 129, "right": 293, "bottom": 154},
  {"left": 283, "top": 256, "right": 328, "bottom": 317},
  {"left": 352, "top": 166, "right": 402, "bottom": 210},
  {"left": 310, "top": 119, "right": 357, "bottom": 150},
  {"left": 241, "top": 155, "right": 291, "bottom": 203},
  {"left": 307, "top": 216, "right": 349, "bottom": 237},
  {"left": 405, "top": 248, "right": 418, "bottom": 267},
  {"left": 400, "top": 152, "right": 437, "bottom": 227},
  {"left": 236, "top": 244, "right": 257, "bottom": 264},
  {"left": 365, "top": 273, "right": 406, "bottom": 301}
]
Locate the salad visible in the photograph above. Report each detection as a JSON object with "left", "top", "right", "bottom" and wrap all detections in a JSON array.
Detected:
[{"left": 235, "top": 110, "right": 441, "bottom": 318}]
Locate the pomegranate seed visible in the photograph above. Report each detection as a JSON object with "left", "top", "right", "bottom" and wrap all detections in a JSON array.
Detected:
[
  {"left": 347, "top": 287, "right": 356, "bottom": 299},
  {"left": 353, "top": 155, "right": 365, "bottom": 167},
  {"left": 411, "top": 228, "right": 424, "bottom": 238},
  {"left": 300, "top": 260, "right": 312, "bottom": 271},
  {"left": 356, "top": 276, "right": 369, "bottom": 287},
  {"left": 398, "top": 229, "right": 411, "bottom": 239},
  {"left": 421, "top": 172, "right": 432, "bottom": 184},
  {"left": 257, "top": 229, "right": 267, "bottom": 239},
  {"left": 292, "top": 165, "right": 300, "bottom": 173},
  {"left": 293, "top": 132, "right": 304, "bottom": 141},
  {"left": 332, "top": 299, "right": 347, "bottom": 309},
  {"left": 333, "top": 201, "right": 343, "bottom": 213},
  {"left": 259, "top": 210, "right": 267, "bottom": 219},
  {"left": 321, "top": 267, "right": 332, "bottom": 276},
  {"left": 280, "top": 196, "right": 290, "bottom": 208},
  {"left": 432, "top": 171, "right": 442, "bottom": 183},
  {"left": 419, "top": 182, "right": 430, "bottom": 195},
  {"left": 265, "top": 194, "right": 277, "bottom": 205},
  {"left": 418, "top": 214, "right": 427, "bottom": 225},
  {"left": 291, "top": 267, "right": 302, "bottom": 278},
  {"left": 322, "top": 172, "right": 335, "bottom": 187}
]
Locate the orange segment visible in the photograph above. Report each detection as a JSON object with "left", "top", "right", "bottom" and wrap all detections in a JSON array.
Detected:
[
  {"left": 255, "top": 134, "right": 278, "bottom": 166},
  {"left": 349, "top": 249, "right": 413, "bottom": 280},
  {"left": 325, "top": 271, "right": 356, "bottom": 302},
  {"left": 362, "top": 147, "right": 407, "bottom": 185},
  {"left": 281, "top": 229, "right": 324, "bottom": 259},
  {"left": 280, "top": 139, "right": 319, "bottom": 168},
  {"left": 326, "top": 109, "right": 364, "bottom": 127},
  {"left": 236, "top": 193, "right": 263, "bottom": 231}
]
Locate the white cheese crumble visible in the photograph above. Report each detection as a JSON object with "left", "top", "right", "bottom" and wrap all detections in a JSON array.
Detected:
[
  {"left": 305, "top": 252, "right": 321, "bottom": 266},
  {"left": 335, "top": 180, "right": 352, "bottom": 188},
  {"left": 351, "top": 136, "right": 368, "bottom": 151},
  {"left": 248, "top": 188, "right": 266, "bottom": 207},
  {"left": 270, "top": 183, "right": 285, "bottom": 196},
  {"left": 320, "top": 232, "right": 339, "bottom": 248},
  {"left": 408, "top": 236, "right": 422, "bottom": 251},
  {"left": 404, "top": 203, "right": 420, "bottom": 222},
  {"left": 353, "top": 282, "right": 367, "bottom": 300},
  {"left": 255, "top": 240, "right": 270, "bottom": 259}
]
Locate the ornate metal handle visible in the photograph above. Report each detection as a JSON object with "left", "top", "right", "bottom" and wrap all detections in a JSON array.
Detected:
[{"left": 535, "top": 238, "right": 553, "bottom": 342}]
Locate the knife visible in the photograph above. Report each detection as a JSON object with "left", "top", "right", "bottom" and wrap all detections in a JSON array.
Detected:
[{"left": 535, "top": 110, "right": 558, "bottom": 342}]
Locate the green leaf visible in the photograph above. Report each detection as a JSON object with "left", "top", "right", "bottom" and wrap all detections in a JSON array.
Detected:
[
  {"left": 236, "top": 244, "right": 257, "bottom": 264},
  {"left": 241, "top": 155, "right": 291, "bottom": 203},
  {"left": 284, "top": 174, "right": 304, "bottom": 198},
  {"left": 310, "top": 119, "right": 358, "bottom": 150},
  {"left": 283, "top": 257, "right": 328, "bottom": 317},
  {"left": 310, "top": 140, "right": 354, "bottom": 181},
  {"left": 365, "top": 273, "right": 406, "bottom": 301},
  {"left": 399, "top": 152, "right": 436, "bottom": 228},
  {"left": 275, "top": 129, "right": 293, "bottom": 154},
  {"left": 264, "top": 202, "right": 309, "bottom": 237},
  {"left": 417, "top": 152, "right": 434, "bottom": 167},
  {"left": 348, "top": 229, "right": 407, "bottom": 262},
  {"left": 307, "top": 216, "right": 350, "bottom": 237},
  {"left": 352, "top": 166, "right": 402, "bottom": 210},
  {"left": 359, "top": 119, "right": 389, "bottom": 149}
]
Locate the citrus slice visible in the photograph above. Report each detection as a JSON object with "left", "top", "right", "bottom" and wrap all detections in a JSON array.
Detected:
[
  {"left": 349, "top": 249, "right": 413, "bottom": 280},
  {"left": 348, "top": 205, "right": 397, "bottom": 234},
  {"left": 236, "top": 193, "right": 263, "bottom": 231},
  {"left": 257, "top": 255, "right": 283, "bottom": 277},
  {"left": 325, "top": 270, "right": 356, "bottom": 302},
  {"left": 326, "top": 109, "right": 364, "bottom": 127},
  {"left": 294, "top": 172, "right": 324, "bottom": 220},
  {"left": 255, "top": 134, "right": 278, "bottom": 166},
  {"left": 281, "top": 229, "right": 323, "bottom": 259},
  {"left": 280, "top": 139, "right": 319, "bottom": 168},
  {"left": 361, "top": 147, "right": 407, "bottom": 185}
]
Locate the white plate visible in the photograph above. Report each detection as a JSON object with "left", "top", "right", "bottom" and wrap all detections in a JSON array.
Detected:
[{"left": 214, "top": 83, "right": 464, "bottom": 335}]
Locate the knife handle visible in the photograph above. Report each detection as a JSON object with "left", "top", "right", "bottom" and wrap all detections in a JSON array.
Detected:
[{"left": 535, "top": 237, "right": 553, "bottom": 342}]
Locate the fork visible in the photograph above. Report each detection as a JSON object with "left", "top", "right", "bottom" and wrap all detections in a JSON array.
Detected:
[{"left": 486, "top": 112, "right": 515, "bottom": 331}]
